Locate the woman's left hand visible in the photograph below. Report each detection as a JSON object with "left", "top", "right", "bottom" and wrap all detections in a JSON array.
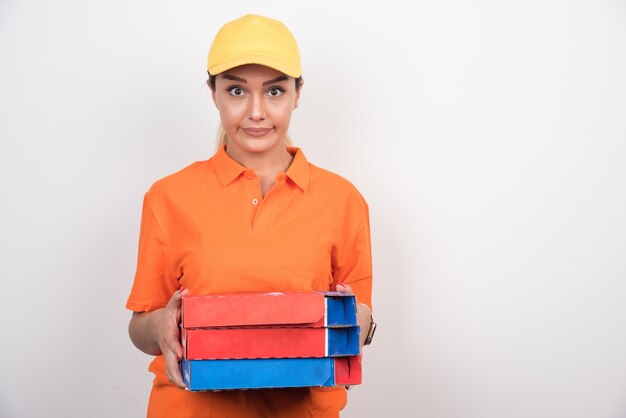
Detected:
[{"left": 335, "top": 282, "right": 372, "bottom": 350}]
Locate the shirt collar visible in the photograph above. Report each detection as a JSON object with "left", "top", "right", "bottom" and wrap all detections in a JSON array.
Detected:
[
  {"left": 285, "top": 147, "right": 310, "bottom": 191},
  {"left": 213, "top": 145, "right": 246, "bottom": 187},
  {"left": 212, "top": 145, "right": 310, "bottom": 191}
]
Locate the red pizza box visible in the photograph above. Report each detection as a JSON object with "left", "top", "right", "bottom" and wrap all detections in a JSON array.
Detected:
[
  {"left": 181, "top": 291, "right": 357, "bottom": 329},
  {"left": 182, "top": 326, "right": 360, "bottom": 360}
]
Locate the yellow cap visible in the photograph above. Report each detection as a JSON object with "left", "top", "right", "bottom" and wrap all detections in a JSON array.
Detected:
[{"left": 207, "top": 14, "right": 302, "bottom": 78}]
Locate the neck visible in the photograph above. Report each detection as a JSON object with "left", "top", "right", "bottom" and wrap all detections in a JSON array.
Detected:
[
  {"left": 226, "top": 144, "right": 294, "bottom": 175},
  {"left": 226, "top": 144, "right": 294, "bottom": 199}
]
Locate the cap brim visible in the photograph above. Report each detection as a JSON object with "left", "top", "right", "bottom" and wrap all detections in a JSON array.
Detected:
[{"left": 208, "top": 54, "right": 301, "bottom": 78}]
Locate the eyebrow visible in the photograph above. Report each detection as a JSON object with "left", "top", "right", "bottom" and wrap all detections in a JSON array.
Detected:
[
  {"left": 263, "top": 75, "right": 289, "bottom": 86},
  {"left": 221, "top": 74, "right": 289, "bottom": 86},
  {"left": 222, "top": 74, "right": 247, "bottom": 83}
]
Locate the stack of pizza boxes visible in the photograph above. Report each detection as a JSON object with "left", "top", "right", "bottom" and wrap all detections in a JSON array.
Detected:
[{"left": 180, "top": 291, "right": 362, "bottom": 391}]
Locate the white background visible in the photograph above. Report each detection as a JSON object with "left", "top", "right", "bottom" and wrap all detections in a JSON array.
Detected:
[{"left": 1, "top": 1, "right": 625, "bottom": 417}]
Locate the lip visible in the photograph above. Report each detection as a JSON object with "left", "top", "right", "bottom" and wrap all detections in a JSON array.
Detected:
[{"left": 241, "top": 127, "right": 273, "bottom": 137}]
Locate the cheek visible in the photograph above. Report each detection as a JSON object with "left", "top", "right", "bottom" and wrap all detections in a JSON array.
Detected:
[
  {"left": 218, "top": 103, "right": 245, "bottom": 127},
  {"left": 269, "top": 102, "right": 294, "bottom": 126}
]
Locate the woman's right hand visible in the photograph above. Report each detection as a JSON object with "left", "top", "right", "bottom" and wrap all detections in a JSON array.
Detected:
[
  {"left": 152, "top": 288, "right": 189, "bottom": 388},
  {"left": 128, "top": 288, "right": 189, "bottom": 389}
]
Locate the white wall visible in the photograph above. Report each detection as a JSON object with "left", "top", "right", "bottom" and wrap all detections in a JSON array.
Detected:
[{"left": 1, "top": 1, "right": 625, "bottom": 417}]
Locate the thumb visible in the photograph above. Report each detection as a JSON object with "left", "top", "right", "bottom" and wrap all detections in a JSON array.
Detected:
[
  {"left": 166, "top": 288, "right": 188, "bottom": 311},
  {"left": 173, "top": 288, "right": 189, "bottom": 323},
  {"left": 335, "top": 283, "right": 353, "bottom": 294}
]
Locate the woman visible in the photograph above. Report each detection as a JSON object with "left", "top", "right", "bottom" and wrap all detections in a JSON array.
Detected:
[{"left": 126, "top": 14, "right": 375, "bottom": 417}]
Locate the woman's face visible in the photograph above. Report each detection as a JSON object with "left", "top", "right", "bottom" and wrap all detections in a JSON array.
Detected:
[{"left": 212, "top": 64, "right": 301, "bottom": 158}]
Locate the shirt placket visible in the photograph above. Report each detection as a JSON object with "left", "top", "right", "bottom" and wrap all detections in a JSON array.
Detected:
[
  {"left": 242, "top": 170, "right": 286, "bottom": 232},
  {"left": 242, "top": 170, "right": 262, "bottom": 228}
]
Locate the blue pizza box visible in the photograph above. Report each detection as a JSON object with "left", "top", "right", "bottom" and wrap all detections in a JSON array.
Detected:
[{"left": 182, "top": 356, "right": 362, "bottom": 391}]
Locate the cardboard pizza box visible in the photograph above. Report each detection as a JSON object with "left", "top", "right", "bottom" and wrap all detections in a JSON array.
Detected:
[
  {"left": 182, "top": 356, "right": 362, "bottom": 391},
  {"left": 181, "top": 291, "right": 357, "bottom": 329},
  {"left": 182, "top": 326, "right": 360, "bottom": 360}
]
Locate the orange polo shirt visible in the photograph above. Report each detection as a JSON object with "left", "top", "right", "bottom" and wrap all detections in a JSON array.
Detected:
[{"left": 126, "top": 145, "right": 372, "bottom": 418}]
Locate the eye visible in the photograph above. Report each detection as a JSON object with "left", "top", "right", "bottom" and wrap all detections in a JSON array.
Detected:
[
  {"left": 267, "top": 87, "right": 285, "bottom": 97},
  {"left": 227, "top": 86, "right": 245, "bottom": 96}
]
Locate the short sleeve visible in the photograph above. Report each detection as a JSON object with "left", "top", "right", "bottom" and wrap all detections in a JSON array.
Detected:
[
  {"left": 331, "top": 199, "right": 373, "bottom": 310},
  {"left": 125, "top": 192, "right": 179, "bottom": 312}
]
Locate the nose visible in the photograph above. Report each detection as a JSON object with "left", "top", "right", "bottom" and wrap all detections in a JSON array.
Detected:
[{"left": 248, "top": 93, "right": 266, "bottom": 121}]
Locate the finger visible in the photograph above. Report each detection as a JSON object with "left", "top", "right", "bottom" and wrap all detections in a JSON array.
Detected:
[
  {"left": 163, "top": 337, "right": 185, "bottom": 387},
  {"left": 165, "top": 334, "right": 184, "bottom": 364},
  {"left": 176, "top": 288, "right": 190, "bottom": 321},
  {"left": 166, "top": 290, "right": 182, "bottom": 310},
  {"left": 357, "top": 302, "right": 371, "bottom": 316},
  {"left": 164, "top": 348, "right": 186, "bottom": 388},
  {"left": 166, "top": 287, "right": 188, "bottom": 312},
  {"left": 335, "top": 282, "right": 353, "bottom": 294},
  {"left": 356, "top": 304, "right": 371, "bottom": 350}
]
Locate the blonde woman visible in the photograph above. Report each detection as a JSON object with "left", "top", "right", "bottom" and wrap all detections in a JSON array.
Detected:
[{"left": 126, "top": 14, "right": 375, "bottom": 417}]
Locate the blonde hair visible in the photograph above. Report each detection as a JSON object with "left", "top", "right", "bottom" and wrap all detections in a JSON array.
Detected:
[{"left": 216, "top": 125, "right": 294, "bottom": 148}]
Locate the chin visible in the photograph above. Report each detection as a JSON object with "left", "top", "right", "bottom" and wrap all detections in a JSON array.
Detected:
[{"left": 237, "top": 136, "right": 283, "bottom": 154}]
